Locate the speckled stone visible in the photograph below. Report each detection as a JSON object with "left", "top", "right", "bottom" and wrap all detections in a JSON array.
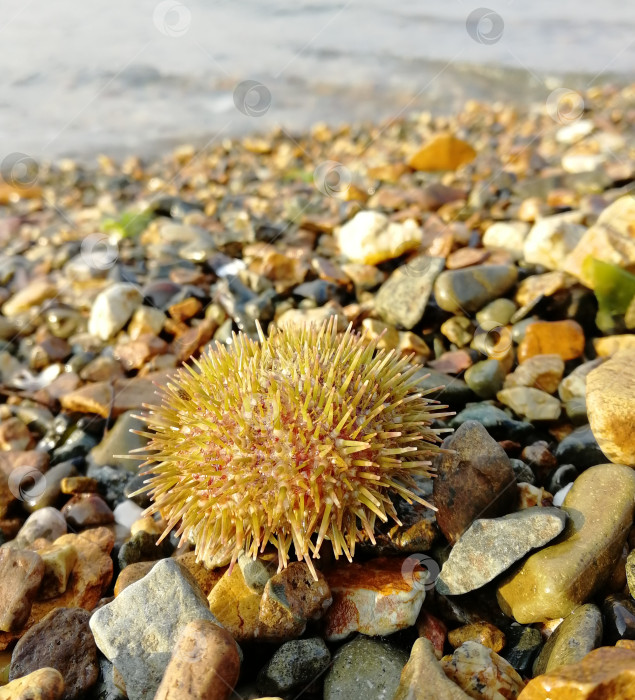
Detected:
[
  {"left": 257, "top": 637, "right": 330, "bottom": 696},
  {"left": 504, "top": 354, "right": 565, "bottom": 394},
  {"left": 436, "top": 507, "right": 566, "bottom": 596},
  {"left": 258, "top": 562, "right": 331, "bottom": 641},
  {"left": 497, "top": 464, "right": 635, "bottom": 623},
  {"left": 117, "top": 530, "right": 174, "bottom": 569},
  {"left": 393, "top": 638, "right": 470, "bottom": 700},
  {"left": 323, "top": 636, "right": 408, "bottom": 700},
  {"left": 532, "top": 604, "right": 603, "bottom": 676},
  {"left": 10, "top": 607, "right": 99, "bottom": 700},
  {"left": 517, "top": 320, "right": 585, "bottom": 363},
  {"left": 441, "top": 642, "right": 525, "bottom": 699},
  {"left": 503, "top": 625, "right": 543, "bottom": 677},
  {"left": 497, "top": 387, "right": 562, "bottom": 421},
  {"left": 374, "top": 256, "right": 445, "bottom": 329}
]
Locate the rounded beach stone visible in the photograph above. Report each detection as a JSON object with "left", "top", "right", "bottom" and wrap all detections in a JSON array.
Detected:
[
  {"left": 0, "top": 667, "right": 64, "bottom": 700},
  {"left": 433, "top": 264, "right": 518, "bottom": 314},
  {"left": 497, "top": 464, "right": 635, "bottom": 623},
  {"left": 257, "top": 637, "right": 330, "bottom": 696},
  {"left": 433, "top": 421, "right": 517, "bottom": 545},
  {"left": 531, "top": 604, "right": 602, "bottom": 676},
  {"left": 448, "top": 622, "right": 506, "bottom": 653},
  {"left": 517, "top": 320, "right": 585, "bottom": 363},
  {"left": 154, "top": 620, "right": 240, "bottom": 700},
  {"left": 323, "top": 636, "right": 407, "bottom": 700},
  {"left": 9, "top": 608, "right": 99, "bottom": 700}
]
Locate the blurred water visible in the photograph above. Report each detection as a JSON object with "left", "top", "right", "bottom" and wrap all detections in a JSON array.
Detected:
[{"left": 0, "top": 0, "right": 632, "bottom": 161}]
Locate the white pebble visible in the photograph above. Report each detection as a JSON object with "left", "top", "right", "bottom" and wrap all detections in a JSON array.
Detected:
[
  {"left": 553, "top": 482, "right": 574, "bottom": 507},
  {"left": 113, "top": 500, "right": 145, "bottom": 530}
]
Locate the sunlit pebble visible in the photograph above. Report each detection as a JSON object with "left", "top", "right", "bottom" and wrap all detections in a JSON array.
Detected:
[
  {"left": 553, "top": 482, "right": 574, "bottom": 507},
  {"left": 113, "top": 500, "right": 145, "bottom": 530}
]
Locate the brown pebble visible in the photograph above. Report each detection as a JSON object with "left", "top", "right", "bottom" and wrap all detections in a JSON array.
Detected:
[
  {"left": 9, "top": 607, "right": 99, "bottom": 700},
  {"left": 154, "top": 620, "right": 240, "bottom": 700},
  {"left": 60, "top": 477, "right": 98, "bottom": 495},
  {"left": 0, "top": 548, "right": 44, "bottom": 632},
  {"left": 0, "top": 667, "right": 64, "bottom": 700},
  {"left": 61, "top": 493, "right": 114, "bottom": 528}
]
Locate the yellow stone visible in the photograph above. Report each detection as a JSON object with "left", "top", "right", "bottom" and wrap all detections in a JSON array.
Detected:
[
  {"left": 587, "top": 350, "right": 635, "bottom": 466},
  {"left": 408, "top": 134, "right": 476, "bottom": 172},
  {"left": 497, "top": 464, "right": 635, "bottom": 623},
  {"left": 594, "top": 334, "right": 635, "bottom": 356},
  {"left": 0, "top": 667, "right": 64, "bottom": 700},
  {"left": 37, "top": 543, "right": 78, "bottom": 600}
]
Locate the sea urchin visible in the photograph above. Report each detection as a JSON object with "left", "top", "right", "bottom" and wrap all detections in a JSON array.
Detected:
[{"left": 134, "top": 316, "right": 450, "bottom": 577}]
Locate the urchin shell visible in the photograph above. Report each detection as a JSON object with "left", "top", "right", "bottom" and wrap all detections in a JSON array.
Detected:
[{"left": 135, "top": 317, "right": 449, "bottom": 575}]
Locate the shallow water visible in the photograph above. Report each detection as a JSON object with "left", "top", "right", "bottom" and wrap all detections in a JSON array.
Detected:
[{"left": 1, "top": 0, "right": 633, "bottom": 161}]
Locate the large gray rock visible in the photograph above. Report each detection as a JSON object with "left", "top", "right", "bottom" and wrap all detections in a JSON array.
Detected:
[
  {"left": 436, "top": 507, "right": 567, "bottom": 595},
  {"left": 89, "top": 558, "right": 218, "bottom": 700},
  {"left": 324, "top": 636, "right": 407, "bottom": 700}
]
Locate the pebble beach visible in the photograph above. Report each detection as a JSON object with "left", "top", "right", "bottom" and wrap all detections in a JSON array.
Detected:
[{"left": 0, "top": 81, "right": 635, "bottom": 700}]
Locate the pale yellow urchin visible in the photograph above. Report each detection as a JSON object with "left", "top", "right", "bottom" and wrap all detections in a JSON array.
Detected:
[{"left": 134, "top": 316, "right": 450, "bottom": 577}]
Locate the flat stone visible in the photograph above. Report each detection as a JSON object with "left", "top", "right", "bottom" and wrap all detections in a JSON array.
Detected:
[
  {"left": 449, "top": 404, "right": 534, "bottom": 443},
  {"left": 408, "top": 133, "right": 476, "bottom": 171},
  {"left": 324, "top": 636, "right": 407, "bottom": 700},
  {"left": 393, "top": 638, "right": 470, "bottom": 700},
  {"left": 89, "top": 410, "right": 148, "bottom": 471},
  {"left": 275, "top": 306, "right": 348, "bottom": 332},
  {"left": 374, "top": 256, "right": 445, "bottom": 329},
  {"left": 10, "top": 608, "right": 99, "bottom": 700},
  {"left": 411, "top": 368, "right": 475, "bottom": 408},
  {"left": 587, "top": 350, "right": 635, "bottom": 466},
  {"left": 497, "top": 464, "right": 635, "bottom": 623},
  {"left": 257, "top": 637, "right": 330, "bottom": 696},
  {"left": 323, "top": 557, "right": 426, "bottom": 641},
  {"left": 519, "top": 645, "right": 635, "bottom": 699},
  {"left": 90, "top": 558, "right": 217, "bottom": 700},
  {"left": 88, "top": 283, "right": 143, "bottom": 341},
  {"left": 0, "top": 667, "right": 64, "bottom": 700},
  {"left": 523, "top": 211, "right": 586, "bottom": 270},
  {"left": 505, "top": 354, "right": 565, "bottom": 394},
  {"left": 433, "top": 421, "right": 517, "bottom": 545},
  {"left": 436, "top": 507, "right": 566, "bottom": 595},
  {"left": 336, "top": 211, "right": 422, "bottom": 265},
  {"left": 154, "top": 620, "right": 240, "bottom": 700},
  {"left": 559, "top": 358, "right": 604, "bottom": 401},
  {"left": 441, "top": 642, "right": 525, "bottom": 699},
  {"left": 517, "top": 320, "right": 585, "bottom": 363},
  {"left": 0, "top": 548, "right": 44, "bottom": 632},
  {"left": 497, "top": 387, "right": 562, "bottom": 421},
  {"left": 532, "top": 604, "right": 603, "bottom": 676},
  {"left": 434, "top": 265, "right": 518, "bottom": 314}
]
